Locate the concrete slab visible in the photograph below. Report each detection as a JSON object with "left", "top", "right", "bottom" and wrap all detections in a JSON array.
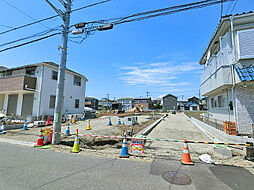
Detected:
[{"left": 213, "top": 144, "right": 232, "bottom": 157}]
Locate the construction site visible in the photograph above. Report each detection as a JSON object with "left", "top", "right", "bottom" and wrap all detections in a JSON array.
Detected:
[{"left": 1, "top": 111, "right": 254, "bottom": 168}]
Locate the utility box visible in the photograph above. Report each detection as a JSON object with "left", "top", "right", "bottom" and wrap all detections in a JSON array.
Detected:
[
  {"left": 124, "top": 116, "right": 138, "bottom": 125},
  {"left": 34, "top": 121, "right": 46, "bottom": 127}
]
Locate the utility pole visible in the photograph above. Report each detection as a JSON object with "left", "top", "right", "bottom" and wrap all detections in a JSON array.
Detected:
[
  {"left": 146, "top": 91, "right": 150, "bottom": 97},
  {"left": 46, "top": 0, "right": 71, "bottom": 144},
  {"left": 106, "top": 93, "right": 110, "bottom": 110}
]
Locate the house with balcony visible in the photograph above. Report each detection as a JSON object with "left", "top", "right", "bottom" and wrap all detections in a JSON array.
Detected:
[
  {"left": 0, "top": 62, "right": 87, "bottom": 119},
  {"left": 200, "top": 12, "right": 254, "bottom": 135}
]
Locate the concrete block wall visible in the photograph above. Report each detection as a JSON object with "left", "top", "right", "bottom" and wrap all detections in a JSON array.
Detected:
[{"left": 235, "top": 83, "right": 254, "bottom": 134}]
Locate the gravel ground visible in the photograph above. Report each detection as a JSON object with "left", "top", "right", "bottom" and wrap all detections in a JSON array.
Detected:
[
  {"left": 1, "top": 113, "right": 254, "bottom": 167},
  {"left": 0, "top": 115, "right": 151, "bottom": 142},
  {"left": 145, "top": 113, "right": 254, "bottom": 168}
]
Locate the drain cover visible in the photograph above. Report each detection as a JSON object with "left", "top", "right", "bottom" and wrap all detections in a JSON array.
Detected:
[{"left": 162, "top": 171, "right": 192, "bottom": 185}]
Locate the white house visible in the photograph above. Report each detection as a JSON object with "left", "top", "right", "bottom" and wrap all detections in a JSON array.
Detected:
[
  {"left": 116, "top": 98, "right": 133, "bottom": 111},
  {"left": 199, "top": 12, "right": 254, "bottom": 135},
  {"left": 0, "top": 62, "right": 87, "bottom": 119}
]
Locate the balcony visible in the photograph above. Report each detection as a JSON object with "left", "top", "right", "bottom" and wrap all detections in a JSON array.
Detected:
[
  {"left": 200, "top": 50, "right": 233, "bottom": 96},
  {"left": 0, "top": 75, "right": 37, "bottom": 93}
]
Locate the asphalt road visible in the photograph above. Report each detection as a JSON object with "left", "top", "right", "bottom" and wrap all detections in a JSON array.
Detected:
[{"left": 0, "top": 142, "right": 254, "bottom": 190}]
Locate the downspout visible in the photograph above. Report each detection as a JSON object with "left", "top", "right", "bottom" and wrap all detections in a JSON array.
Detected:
[
  {"left": 230, "top": 16, "right": 238, "bottom": 130},
  {"left": 37, "top": 65, "right": 44, "bottom": 119}
]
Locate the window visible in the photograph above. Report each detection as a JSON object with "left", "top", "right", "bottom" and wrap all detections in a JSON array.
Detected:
[
  {"left": 75, "top": 99, "right": 79, "bottom": 109},
  {"left": 73, "top": 75, "right": 81, "bottom": 86},
  {"left": 49, "top": 95, "right": 56, "bottom": 109},
  {"left": 52, "top": 71, "right": 58, "bottom": 80},
  {"left": 218, "top": 95, "right": 223, "bottom": 107}
]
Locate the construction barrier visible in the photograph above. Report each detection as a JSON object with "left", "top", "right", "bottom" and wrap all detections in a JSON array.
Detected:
[
  {"left": 223, "top": 121, "right": 236, "bottom": 136},
  {"left": 42, "top": 130, "right": 251, "bottom": 147}
]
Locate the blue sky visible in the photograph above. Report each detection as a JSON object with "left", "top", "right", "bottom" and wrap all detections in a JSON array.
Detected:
[{"left": 0, "top": 0, "right": 253, "bottom": 100}]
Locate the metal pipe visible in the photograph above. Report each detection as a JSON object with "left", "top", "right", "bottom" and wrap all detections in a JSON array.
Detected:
[{"left": 230, "top": 16, "right": 238, "bottom": 131}]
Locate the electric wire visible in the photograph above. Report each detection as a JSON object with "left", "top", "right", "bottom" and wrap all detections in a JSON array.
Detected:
[
  {"left": 0, "top": 33, "right": 60, "bottom": 53},
  {"left": 230, "top": 0, "right": 239, "bottom": 14},
  {"left": 0, "top": 26, "right": 61, "bottom": 48},
  {"left": 0, "top": 0, "right": 112, "bottom": 36},
  {"left": 0, "top": 0, "right": 50, "bottom": 29},
  {"left": 86, "top": 0, "right": 233, "bottom": 24}
]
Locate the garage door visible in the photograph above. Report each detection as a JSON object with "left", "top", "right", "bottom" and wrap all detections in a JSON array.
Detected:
[
  {"left": 7, "top": 94, "right": 18, "bottom": 115},
  {"left": 21, "top": 94, "right": 34, "bottom": 116}
]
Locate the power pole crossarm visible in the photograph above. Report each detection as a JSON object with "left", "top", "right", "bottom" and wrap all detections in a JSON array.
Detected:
[
  {"left": 46, "top": 0, "right": 71, "bottom": 144},
  {"left": 45, "top": 0, "right": 64, "bottom": 19}
]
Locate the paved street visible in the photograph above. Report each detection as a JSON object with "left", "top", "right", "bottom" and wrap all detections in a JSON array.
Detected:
[{"left": 0, "top": 142, "right": 254, "bottom": 190}]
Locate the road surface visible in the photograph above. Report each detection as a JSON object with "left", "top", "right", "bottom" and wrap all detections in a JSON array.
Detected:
[{"left": 0, "top": 142, "right": 254, "bottom": 190}]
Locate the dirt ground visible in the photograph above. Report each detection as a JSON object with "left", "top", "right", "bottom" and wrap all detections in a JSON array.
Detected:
[{"left": 1, "top": 113, "right": 254, "bottom": 168}]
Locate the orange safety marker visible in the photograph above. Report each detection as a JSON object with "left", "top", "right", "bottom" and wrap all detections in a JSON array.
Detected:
[
  {"left": 181, "top": 138, "right": 194, "bottom": 165},
  {"left": 35, "top": 129, "right": 44, "bottom": 147},
  {"left": 46, "top": 116, "right": 51, "bottom": 126}
]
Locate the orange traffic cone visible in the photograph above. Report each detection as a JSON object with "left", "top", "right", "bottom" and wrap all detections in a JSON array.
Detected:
[
  {"left": 46, "top": 116, "right": 51, "bottom": 126},
  {"left": 35, "top": 129, "right": 44, "bottom": 147},
  {"left": 181, "top": 139, "right": 194, "bottom": 165}
]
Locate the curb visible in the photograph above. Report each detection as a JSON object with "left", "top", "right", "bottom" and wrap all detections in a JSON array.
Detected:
[
  {"left": 0, "top": 138, "right": 35, "bottom": 147},
  {"left": 137, "top": 115, "right": 166, "bottom": 136}
]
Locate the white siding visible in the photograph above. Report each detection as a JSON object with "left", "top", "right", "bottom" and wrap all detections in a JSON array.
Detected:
[
  {"left": 39, "top": 66, "right": 86, "bottom": 116},
  {"left": 237, "top": 28, "right": 254, "bottom": 59}
]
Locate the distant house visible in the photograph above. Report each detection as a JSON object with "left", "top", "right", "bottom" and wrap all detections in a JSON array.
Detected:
[
  {"left": 199, "top": 12, "right": 254, "bottom": 134},
  {"left": 99, "top": 98, "right": 113, "bottom": 109},
  {"left": 187, "top": 96, "right": 200, "bottom": 104},
  {"left": 116, "top": 98, "right": 133, "bottom": 111},
  {"left": 133, "top": 97, "right": 153, "bottom": 111},
  {"left": 177, "top": 101, "right": 187, "bottom": 111},
  {"left": 162, "top": 94, "right": 177, "bottom": 110},
  {"left": 0, "top": 62, "right": 88, "bottom": 119},
  {"left": 185, "top": 102, "right": 200, "bottom": 111},
  {"left": 85, "top": 97, "right": 98, "bottom": 110}
]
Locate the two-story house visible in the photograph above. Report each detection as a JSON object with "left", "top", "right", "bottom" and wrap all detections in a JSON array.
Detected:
[
  {"left": 0, "top": 62, "right": 87, "bottom": 119},
  {"left": 199, "top": 12, "right": 254, "bottom": 135},
  {"left": 116, "top": 98, "right": 133, "bottom": 111},
  {"left": 162, "top": 94, "right": 177, "bottom": 110},
  {"left": 85, "top": 97, "right": 99, "bottom": 110},
  {"left": 133, "top": 97, "right": 153, "bottom": 111}
]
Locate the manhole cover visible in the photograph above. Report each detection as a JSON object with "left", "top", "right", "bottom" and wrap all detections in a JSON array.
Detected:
[{"left": 162, "top": 171, "right": 192, "bottom": 185}]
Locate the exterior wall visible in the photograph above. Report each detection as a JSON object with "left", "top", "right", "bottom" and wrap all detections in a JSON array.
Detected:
[
  {"left": 235, "top": 83, "right": 254, "bottom": 134},
  {"left": 162, "top": 96, "right": 177, "bottom": 110},
  {"left": 116, "top": 99, "right": 133, "bottom": 110},
  {"left": 39, "top": 66, "right": 85, "bottom": 116},
  {"left": 207, "top": 89, "right": 234, "bottom": 122}
]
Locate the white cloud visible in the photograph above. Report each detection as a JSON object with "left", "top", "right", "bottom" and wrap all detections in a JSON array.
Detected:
[{"left": 119, "top": 61, "right": 201, "bottom": 86}]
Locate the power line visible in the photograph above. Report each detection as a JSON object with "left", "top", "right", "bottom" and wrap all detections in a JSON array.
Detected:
[
  {"left": 0, "top": 33, "right": 60, "bottom": 53},
  {"left": 230, "top": 0, "right": 239, "bottom": 14},
  {"left": 87, "top": 0, "right": 231, "bottom": 24},
  {"left": 0, "top": 26, "right": 61, "bottom": 48},
  {"left": 0, "top": 24, "right": 13, "bottom": 29},
  {"left": 0, "top": 0, "right": 111, "bottom": 36},
  {"left": 0, "top": 0, "right": 50, "bottom": 29}
]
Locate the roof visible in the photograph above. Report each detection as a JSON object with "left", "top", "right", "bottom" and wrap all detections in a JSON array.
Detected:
[
  {"left": 199, "top": 11, "right": 254, "bottom": 65},
  {"left": 133, "top": 97, "right": 151, "bottom": 100},
  {"left": 0, "top": 62, "right": 88, "bottom": 82},
  {"left": 163, "top": 94, "right": 177, "bottom": 99},
  {"left": 234, "top": 65, "right": 254, "bottom": 82}
]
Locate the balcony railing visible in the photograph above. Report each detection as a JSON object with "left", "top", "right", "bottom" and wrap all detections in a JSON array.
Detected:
[
  {"left": 0, "top": 75, "right": 37, "bottom": 92},
  {"left": 200, "top": 50, "right": 233, "bottom": 95},
  {"left": 201, "top": 50, "right": 232, "bottom": 84}
]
